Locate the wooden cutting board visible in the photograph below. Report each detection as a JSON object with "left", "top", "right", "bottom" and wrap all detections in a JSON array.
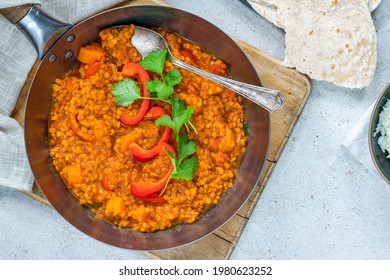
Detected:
[{"left": 12, "top": 0, "right": 311, "bottom": 260}]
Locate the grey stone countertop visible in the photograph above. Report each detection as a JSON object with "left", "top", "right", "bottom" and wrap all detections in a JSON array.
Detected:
[{"left": 1, "top": 0, "right": 389, "bottom": 259}]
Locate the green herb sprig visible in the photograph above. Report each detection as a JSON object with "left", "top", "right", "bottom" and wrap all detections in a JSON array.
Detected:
[
  {"left": 111, "top": 49, "right": 199, "bottom": 186},
  {"left": 112, "top": 50, "right": 182, "bottom": 106},
  {"left": 111, "top": 78, "right": 141, "bottom": 106}
]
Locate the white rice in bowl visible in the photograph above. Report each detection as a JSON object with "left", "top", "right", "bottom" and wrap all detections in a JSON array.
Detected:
[{"left": 375, "top": 99, "right": 390, "bottom": 158}]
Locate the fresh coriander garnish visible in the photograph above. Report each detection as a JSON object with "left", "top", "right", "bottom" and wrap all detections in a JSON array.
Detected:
[
  {"left": 111, "top": 78, "right": 141, "bottom": 107},
  {"left": 243, "top": 120, "right": 248, "bottom": 136},
  {"left": 111, "top": 49, "right": 199, "bottom": 192},
  {"left": 146, "top": 69, "right": 182, "bottom": 100},
  {"left": 84, "top": 203, "right": 103, "bottom": 209},
  {"left": 170, "top": 134, "right": 198, "bottom": 180},
  {"left": 160, "top": 134, "right": 198, "bottom": 195},
  {"left": 140, "top": 50, "right": 199, "bottom": 187},
  {"left": 139, "top": 49, "right": 167, "bottom": 76},
  {"left": 165, "top": 69, "right": 182, "bottom": 86},
  {"left": 155, "top": 98, "right": 194, "bottom": 135},
  {"left": 112, "top": 50, "right": 182, "bottom": 105},
  {"left": 138, "top": 49, "right": 197, "bottom": 136}
]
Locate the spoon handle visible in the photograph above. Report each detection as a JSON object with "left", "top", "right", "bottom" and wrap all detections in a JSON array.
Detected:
[{"left": 170, "top": 57, "right": 284, "bottom": 112}]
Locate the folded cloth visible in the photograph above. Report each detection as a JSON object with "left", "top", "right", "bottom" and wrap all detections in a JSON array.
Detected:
[
  {"left": 342, "top": 103, "right": 387, "bottom": 185},
  {"left": 0, "top": 0, "right": 122, "bottom": 192}
]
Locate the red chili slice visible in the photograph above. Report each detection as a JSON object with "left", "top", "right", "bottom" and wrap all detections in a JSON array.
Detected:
[
  {"left": 128, "top": 106, "right": 172, "bottom": 162},
  {"left": 120, "top": 62, "right": 151, "bottom": 126},
  {"left": 130, "top": 143, "right": 176, "bottom": 198},
  {"left": 68, "top": 113, "right": 94, "bottom": 142},
  {"left": 69, "top": 126, "right": 94, "bottom": 142},
  {"left": 129, "top": 140, "right": 170, "bottom": 162},
  {"left": 180, "top": 49, "right": 195, "bottom": 63},
  {"left": 209, "top": 62, "right": 227, "bottom": 75},
  {"left": 85, "top": 61, "right": 102, "bottom": 78},
  {"left": 101, "top": 174, "right": 116, "bottom": 191},
  {"left": 138, "top": 195, "right": 167, "bottom": 205},
  {"left": 145, "top": 106, "right": 168, "bottom": 119}
]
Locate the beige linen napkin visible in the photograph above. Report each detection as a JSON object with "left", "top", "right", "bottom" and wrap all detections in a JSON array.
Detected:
[{"left": 0, "top": 0, "right": 122, "bottom": 192}]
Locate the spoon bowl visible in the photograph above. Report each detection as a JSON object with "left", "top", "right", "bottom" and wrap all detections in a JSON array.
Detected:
[{"left": 132, "top": 26, "right": 284, "bottom": 112}]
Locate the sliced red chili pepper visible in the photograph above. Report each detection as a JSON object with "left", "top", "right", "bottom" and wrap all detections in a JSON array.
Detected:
[
  {"left": 50, "top": 116, "right": 64, "bottom": 130},
  {"left": 146, "top": 107, "right": 172, "bottom": 143},
  {"left": 128, "top": 106, "right": 172, "bottom": 162},
  {"left": 85, "top": 61, "right": 102, "bottom": 78},
  {"left": 138, "top": 195, "right": 167, "bottom": 205},
  {"left": 210, "top": 62, "right": 227, "bottom": 75},
  {"left": 129, "top": 140, "right": 170, "bottom": 162},
  {"left": 68, "top": 113, "right": 94, "bottom": 142},
  {"left": 145, "top": 106, "right": 169, "bottom": 119},
  {"left": 120, "top": 62, "right": 151, "bottom": 126},
  {"left": 180, "top": 49, "right": 195, "bottom": 63},
  {"left": 104, "top": 63, "right": 117, "bottom": 74},
  {"left": 122, "top": 62, "right": 149, "bottom": 85},
  {"left": 130, "top": 143, "right": 176, "bottom": 198},
  {"left": 101, "top": 174, "right": 114, "bottom": 191},
  {"left": 70, "top": 126, "right": 94, "bottom": 142}
]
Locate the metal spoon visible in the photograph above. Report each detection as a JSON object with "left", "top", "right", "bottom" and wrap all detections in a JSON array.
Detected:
[{"left": 132, "top": 26, "right": 284, "bottom": 112}]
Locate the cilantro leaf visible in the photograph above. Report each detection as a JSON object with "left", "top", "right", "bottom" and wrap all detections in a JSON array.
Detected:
[
  {"left": 171, "top": 157, "right": 198, "bottom": 180},
  {"left": 165, "top": 69, "right": 182, "bottom": 87},
  {"left": 177, "top": 134, "right": 196, "bottom": 164},
  {"left": 166, "top": 145, "right": 198, "bottom": 181},
  {"left": 84, "top": 203, "right": 103, "bottom": 209},
  {"left": 146, "top": 80, "right": 162, "bottom": 93},
  {"left": 171, "top": 98, "right": 194, "bottom": 133},
  {"left": 112, "top": 49, "right": 199, "bottom": 191},
  {"left": 111, "top": 78, "right": 141, "bottom": 107},
  {"left": 155, "top": 115, "right": 175, "bottom": 130},
  {"left": 140, "top": 49, "right": 167, "bottom": 76},
  {"left": 157, "top": 84, "right": 174, "bottom": 100},
  {"left": 155, "top": 98, "right": 194, "bottom": 135},
  {"left": 243, "top": 120, "right": 248, "bottom": 135},
  {"left": 146, "top": 80, "right": 174, "bottom": 100}
]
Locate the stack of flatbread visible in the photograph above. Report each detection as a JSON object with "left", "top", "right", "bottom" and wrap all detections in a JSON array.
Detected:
[{"left": 247, "top": 0, "right": 381, "bottom": 88}]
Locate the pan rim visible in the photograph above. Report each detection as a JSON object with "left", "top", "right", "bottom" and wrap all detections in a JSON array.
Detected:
[{"left": 23, "top": 4, "right": 270, "bottom": 251}]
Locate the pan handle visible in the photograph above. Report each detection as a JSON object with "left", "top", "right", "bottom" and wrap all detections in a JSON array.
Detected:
[
  {"left": 0, "top": 4, "right": 33, "bottom": 24},
  {"left": 0, "top": 4, "right": 72, "bottom": 59}
]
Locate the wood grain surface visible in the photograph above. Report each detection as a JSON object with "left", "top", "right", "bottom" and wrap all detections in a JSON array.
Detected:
[{"left": 11, "top": 0, "right": 311, "bottom": 260}]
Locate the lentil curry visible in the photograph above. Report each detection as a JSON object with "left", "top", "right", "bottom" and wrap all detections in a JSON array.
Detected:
[{"left": 49, "top": 25, "right": 247, "bottom": 232}]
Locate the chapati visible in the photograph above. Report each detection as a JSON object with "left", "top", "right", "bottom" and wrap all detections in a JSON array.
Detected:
[{"left": 247, "top": 0, "right": 381, "bottom": 88}]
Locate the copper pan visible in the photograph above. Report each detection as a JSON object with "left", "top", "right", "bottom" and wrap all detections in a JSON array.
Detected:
[{"left": 0, "top": 4, "right": 270, "bottom": 250}]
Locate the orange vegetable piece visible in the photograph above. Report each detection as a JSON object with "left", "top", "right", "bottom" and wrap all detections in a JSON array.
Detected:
[
  {"left": 101, "top": 174, "right": 115, "bottom": 191},
  {"left": 131, "top": 205, "right": 149, "bottom": 223},
  {"left": 64, "top": 79, "right": 73, "bottom": 91},
  {"left": 66, "top": 164, "right": 83, "bottom": 184},
  {"left": 115, "top": 132, "right": 142, "bottom": 154},
  {"left": 105, "top": 197, "right": 126, "bottom": 215},
  {"left": 77, "top": 45, "right": 105, "bottom": 65},
  {"left": 218, "top": 126, "right": 235, "bottom": 152}
]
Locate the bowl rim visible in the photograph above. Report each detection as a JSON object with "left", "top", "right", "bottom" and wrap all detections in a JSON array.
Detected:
[{"left": 368, "top": 82, "right": 390, "bottom": 184}]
